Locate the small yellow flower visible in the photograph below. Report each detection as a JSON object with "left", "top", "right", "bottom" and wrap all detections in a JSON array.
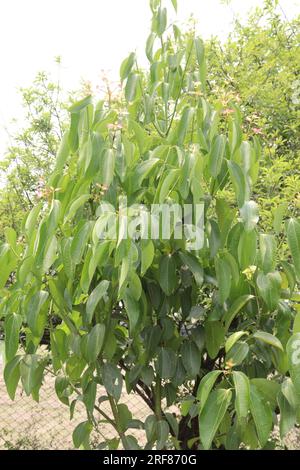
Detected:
[
  {"left": 242, "top": 265, "right": 257, "bottom": 281},
  {"left": 225, "top": 360, "right": 235, "bottom": 370}
]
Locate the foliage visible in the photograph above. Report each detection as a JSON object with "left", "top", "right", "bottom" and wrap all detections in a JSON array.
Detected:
[
  {"left": 0, "top": 68, "right": 67, "bottom": 237},
  {"left": 204, "top": 1, "right": 300, "bottom": 238},
  {"left": 1, "top": 0, "right": 300, "bottom": 451}
]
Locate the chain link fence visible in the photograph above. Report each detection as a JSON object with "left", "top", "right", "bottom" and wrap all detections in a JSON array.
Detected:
[{"left": 0, "top": 368, "right": 149, "bottom": 450}]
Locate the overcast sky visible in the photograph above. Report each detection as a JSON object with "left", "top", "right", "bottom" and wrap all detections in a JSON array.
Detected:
[{"left": 0, "top": 0, "right": 299, "bottom": 154}]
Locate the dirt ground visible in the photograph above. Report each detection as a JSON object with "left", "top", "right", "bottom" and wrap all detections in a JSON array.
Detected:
[
  {"left": 0, "top": 357, "right": 299, "bottom": 450},
  {"left": 0, "top": 363, "right": 149, "bottom": 450}
]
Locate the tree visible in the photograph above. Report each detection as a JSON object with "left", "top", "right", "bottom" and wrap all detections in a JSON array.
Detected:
[
  {"left": 1, "top": 0, "right": 300, "bottom": 450},
  {"left": 204, "top": 0, "right": 300, "bottom": 235},
  {"left": 0, "top": 67, "right": 67, "bottom": 237}
]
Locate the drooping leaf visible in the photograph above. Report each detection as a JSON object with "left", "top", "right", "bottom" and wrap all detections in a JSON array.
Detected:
[
  {"left": 73, "top": 421, "right": 93, "bottom": 449},
  {"left": 249, "top": 384, "right": 272, "bottom": 448},
  {"left": 86, "top": 280, "right": 110, "bottom": 324},
  {"left": 225, "top": 331, "right": 248, "bottom": 353},
  {"left": 101, "top": 363, "right": 123, "bottom": 402},
  {"left": 81, "top": 324, "right": 106, "bottom": 363},
  {"left": 197, "top": 370, "right": 222, "bottom": 410},
  {"left": 205, "top": 320, "right": 225, "bottom": 359},
  {"left": 158, "top": 255, "right": 177, "bottom": 296},
  {"left": 223, "top": 295, "right": 254, "bottom": 332},
  {"left": 286, "top": 219, "right": 300, "bottom": 280},
  {"left": 179, "top": 252, "right": 203, "bottom": 286},
  {"left": 5, "top": 313, "right": 22, "bottom": 362},
  {"left": 240, "top": 201, "right": 259, "bottom": 232},
  {"left": 199, "top": 389, "right": 232, "bottom": 450},
  {"left": 253, "top": 330, "right": 283, "bottom": 351},
  {"left": 4, "top": 356, "right": 22, "bottom": 400},
  {"left": 141, "top": 239, "right": 155, "bottom": 276},
  {"left": 232, "top": 371, "right": 250, "bottom": 422},
  {"left": 215, "top": 256, "right": 231, "bottom": 304},
  {"left": 286, "top": 333, "right": 300, "bottom": 394},
  {"left": 120, "top": 52, "right": 136, "bottom": 81}
]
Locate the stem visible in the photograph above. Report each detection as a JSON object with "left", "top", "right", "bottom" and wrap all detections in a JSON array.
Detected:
[
  {"left": 108, "top": 395, "right": 127, "bottom": 448},
  {"left": 154, "top": 377, "right": 162, "bottom": 420},
  {"left": 165, "top": 43, "right": 194, "bottom": 137}
]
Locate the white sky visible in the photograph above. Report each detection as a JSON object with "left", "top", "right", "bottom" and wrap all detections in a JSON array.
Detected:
[{"left": 0, "top": 0, "right": 299, "bottom": 155}]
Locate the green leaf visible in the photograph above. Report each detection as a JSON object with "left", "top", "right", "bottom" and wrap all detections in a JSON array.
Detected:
[
  {"left": 5, "top": 313, "right": 22, "bottom": 362},
  {"left": 83, "top": 381, "right": 97, "bottom": 415},
  {"left": 199, "top": 389, "right": 232, "bottom": 450},
  {"left": 175, "top": 107, "right": 194, "bottom": 146},
  {"left": 152, "top": 7, "right": 167, "bottom": 36},
  {"left": 130, "top": 158, "right": 160, "bottom": 192},
  {"left": 226, "top": 341, "right": 249, "bottom": 366},
  {"left": 197, "top": 370, "right": 222, "bottom": 410},
  {"left": 141, "top": 240, "right": 155, "bottom": 276},
  {"left": 286, "top": 333, "right": 300, "bottom": 394},
  {"left": 4, "top": 356, "right": 22, "bottom": 400},
  {"left": 223, "top": 295, "right": 254, "bottom": 332},
  {"left": 72, "top": 421, "right": 92, "bottom": 449},
  {"left": 68, "top": 112, "right": 80, "bottom": 153},
  {"left": 69, "top": 95, "right": 92, "bottom": 113},
  {"left": 55, "top": 131, "right": 70, "bottom": 171},
  {"left": 253, "top": 330, "right": 283, "bottom": 351},
  {"left": 120, "top": 52, "right": 136, "bottom": 81},
  {"left": 273, "top": 203, "right": 287, "bottom": 234},
  {"left": 240, "top": 201, "right": 259, "bottom": 232},
  {"left": 249, "top": 384, "right": 272, "bottom": 447},
  {"left": 227, "top": 161, "right": 246, "bottom": 208},
  {"left": 179, "top": 252, "right": 203, "bottom": 286},
  {"left": 205, "top": 320, "right": 225, "bottom": 359},
  {"left": 194, "top": 38, "right": 206, "bottom": 90},
  {"left": 26, "top": 290, "right": 48, "bottom": 337},
  {"left": 159, "top": 255, "right": 177, "bottom": 296},
  {"left": 286, "top": 218, "right": 300, "bottom": 280},
  {"left": 157, "top": 169, "right": 180, "bottom": 203},
  {"left": 215, "top": 256, "right": 231, "bottom": 304},
  {"left": 250, "top": 379, "right": 280, "bottom": 410},
  {"left": 20, "top": 354, "right": 43, "bottom": 396},
  {"left": 157, "top": 420, "right": 170, "bottom": 450},
  {"left": 64, "top": 194, "right": 90, "bottom": 223},
  {"left": 225, "top": 331, "right": 248, "bottom": 353},
  {"left": 71, "top": 221, "right": 92, "bottom": 265},
  {"left": 146, "top": 33, "right": 156, "bottom": 61},
  {"left": 101, "top": 363, "right": 123, "bottom": 402},
  {"left": 81, "top": 324, "right": 106, "bottom": 363},
  {"left": 281, "top": 378, "right": 299, "bottom": 409},
  {"left": 130, "top": 120, "right": 152, "bottom": 155},
  {"left": 171, "top": 0, "right": 177, "bottom": 12},
  {"left": 123, "top": 435, "right": 140, "bottom": 450},
  {"left": 277, "top": 391, "right": 296, "bottom": 439},
  {"left": 99, "top": 148, "right": 116, "bottom": 186},
  {"left": 125, "top": 73, "right": 140, "bottom": 102},
  {"left": 24, "top": 204, "right": 42, "bottom": 241},
  {"left": 238, "top": 229, "right": 257, "bottom": 269},
  {"left": 156, "top": 347, "right": 177, "bottom": 379},
  {"left": 232, "top": 371, "right": 250, "bottom": 422},
  {"left": 181, "top": 341, "right": 201, "bottom": 377},
  {"left": 293, "top": 312, "right": 300, "bottom": 334},
  {"left": 256, "top": 271, "right": 281, "bottom": 311},
  {"left": 123, "top": 292, "right": 141, "bottom": 335},
  {"left": 209, "top": 135, "right": 226, "bottom": 178},
  {"left": 259, "top": 234, "right": 276, "bottom": 273},
  {"left": 86, "top": 280, "right": 109, "bottom": 324}
]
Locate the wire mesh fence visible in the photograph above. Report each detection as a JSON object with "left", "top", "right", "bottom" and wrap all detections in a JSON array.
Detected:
[{"left": 0, "top": 369, "right": 149, "bottom": 450}]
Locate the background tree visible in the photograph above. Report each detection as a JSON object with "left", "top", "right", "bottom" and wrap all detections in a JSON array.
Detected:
[
  {"left": 1, "top": 0, "right": 300, "bottom": 451},
  {"left": 204, "top": 0, "right": 300, "bottom": 235},
  {"left": 0, "top": 66, "right": 67, "bottom": 237}
]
